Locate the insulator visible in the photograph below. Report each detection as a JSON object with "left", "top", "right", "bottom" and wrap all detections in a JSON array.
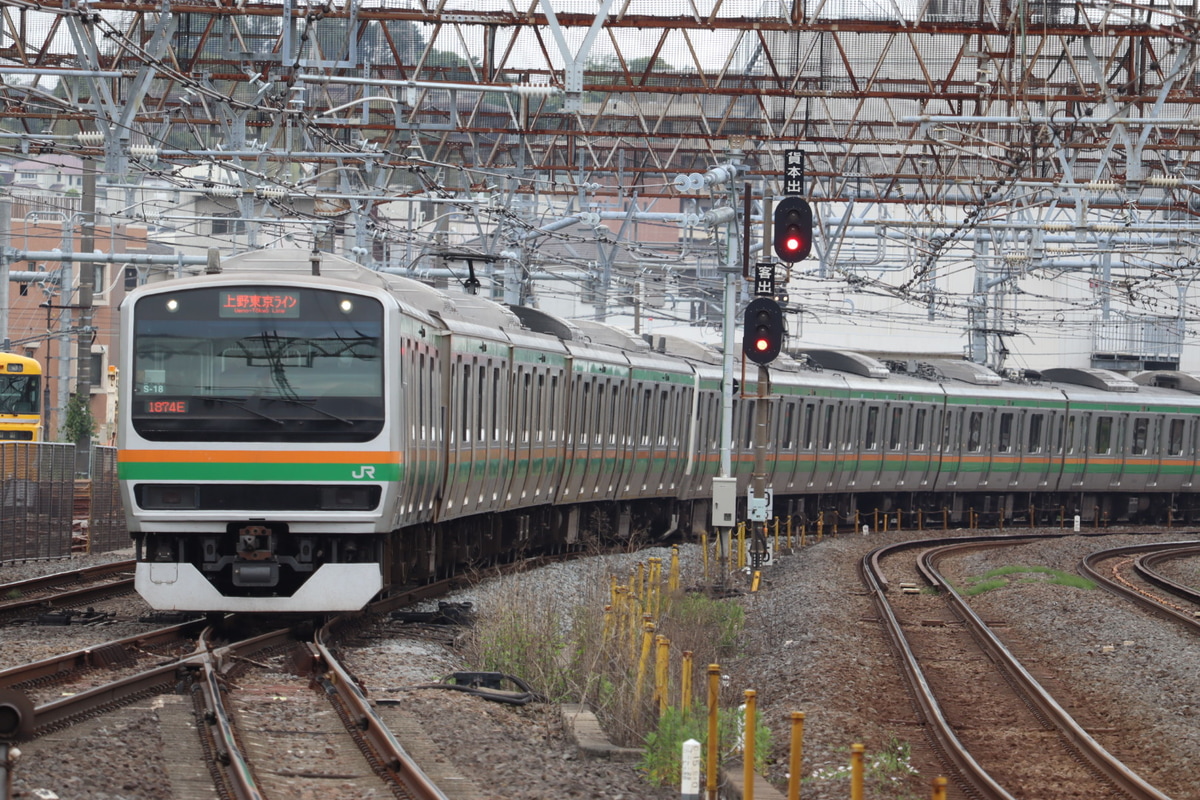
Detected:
[
  {"left": 207, "top": 185, "right": 241, "bottom": 198},
  {"left": 513, "top": 83, "right": 557, "bottom": 97},
  {"left": 1091, "top": 222, "right": 1121, "bottom": 232},
  {"left": 1041, "top": 222, "right": 1072, "bottom": 232},
  {"left": 1147, "top": 176, "right": 1182, "bottom": 188},
  {"left": 75, "top": 132, "right": 105, "bottom": 146},
  {"left": 255, "top": 185, "right": 288, "bottom": 199},
  {"left": 130, "top": 144, "right": 159, "bottom": 159},
  {"left": 1085, "top": 181, "right": 1120, "bottom": 192}
]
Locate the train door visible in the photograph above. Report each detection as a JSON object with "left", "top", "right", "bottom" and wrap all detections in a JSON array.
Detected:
[
  {"left": 909, "top": 404, "right": 938, "bottom": 490},
  {"left": 1065, "top": 410, "right": 1088, "bottom": 489},
  {"left": 1124, "top": 414, "right": 1154, "bottom": 492},
  {"left": 794, "top": 400, "right": 818, "bottom": 490},
  {"left": 816, "top": 400, "right": 838, "bottom": 490},
  {"left": 882, "top": 404, "right": 906, "bottom": 491},
  {"left": 1161, "top": 416, "right": 1189, "bottom": 492},
  {"left": 850, "top": 402, "right": 884, "bottom": 489},
  {"left": 1021, "top": 409, "right": 1056, "bottom": 491},
  {"left": 774, "top": 398, "right": 804, "bottom": 492}
]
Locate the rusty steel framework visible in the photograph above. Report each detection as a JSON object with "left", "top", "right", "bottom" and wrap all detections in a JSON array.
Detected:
[{"left": 5, "top": 0, "right": 1200, "bottom": 366}]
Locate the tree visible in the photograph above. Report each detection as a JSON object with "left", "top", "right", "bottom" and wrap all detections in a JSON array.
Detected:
[{"left": 63, "top": 393, "right": 96, "bottom": 445}]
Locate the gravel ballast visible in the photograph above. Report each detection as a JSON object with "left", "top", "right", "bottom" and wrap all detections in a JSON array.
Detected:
[{"left": 3, "top": 529, "right": 1199, "bottom": 799}]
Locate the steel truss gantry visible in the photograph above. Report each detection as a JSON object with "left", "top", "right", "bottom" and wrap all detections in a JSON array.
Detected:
[{"left": 5, "top": 0, "right": 1200, "bottom": 367}]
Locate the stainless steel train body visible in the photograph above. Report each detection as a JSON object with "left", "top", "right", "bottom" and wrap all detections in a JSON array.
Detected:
[{"left": 118, "top": 251, "right": 1200, "bottom": 612}]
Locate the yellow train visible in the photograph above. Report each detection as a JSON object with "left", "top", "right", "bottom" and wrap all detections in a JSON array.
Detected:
[{"left": 0, "top": 352, "right": 43, "bottom": 441}]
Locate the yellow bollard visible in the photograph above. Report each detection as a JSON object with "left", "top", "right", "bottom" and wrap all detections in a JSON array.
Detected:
[
  {"left": 636, "top": 562, "right": 645, "bottom": 608},
  {"left": 701, "top": 531, "right": 709, "bottom": 581},
  {"left": 636, "top": 621, "right": 656, "bottom": 702},
  {"left": 751, "top": 570, "right": 761, "bottom": 592},
  {"left": 743, "top": 690, "right": 757, "bottom": 800},
  {"left": 602, "top": 604, "right": 613, "bottom": 642},
  {"left": 669, "top": 545, "right": 681, "bottom": 593},
  {"left": 773, "top": 517, "right": 780, "bottom": 556},
  {"left": 787, "top": 711, "right": 804, "bottom": 800},
  {"left": 655, "top": 634, "right": 670, "bottom": 714},
  {"left": 736, "top": 522, "right": 746, "bottom": 569},
  {"left": 706, "top": 665, "right": 720, "bottom": 800},
  {"left": 850, "top": 743, "right": 864, "bottom": 800},
  {"left": 681, "top": 651, "right": 694, "bottom": 710},
  {"left": 931, "top": 776, "right": 947, "bottom": 800},
  {"left": 816, "top": 511, "right": 823, "bottom": 542}
]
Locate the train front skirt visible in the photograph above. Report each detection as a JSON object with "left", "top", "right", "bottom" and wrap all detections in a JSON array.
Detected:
[{"left": 135, "top": 562, "right": 383, "bottom": 612}]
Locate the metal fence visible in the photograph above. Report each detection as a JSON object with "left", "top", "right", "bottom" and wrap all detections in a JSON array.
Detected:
[
  {"left": 0, "top": 442, "right": 127, "bottom": 563},
  {"left": 88, "top": 446, "right": 127, "bottom": 554},
  {"left": 0, "top": 442, "right": 75, "bottom": 562}
]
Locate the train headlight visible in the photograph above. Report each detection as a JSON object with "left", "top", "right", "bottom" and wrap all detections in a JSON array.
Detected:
[
  {"left": 165, "top": 298, "right": 179, "bottom": 313},
  {"left": 139, "top": 484, "right": 199, "bottom": 510},
  {"left": 319, "top": 486, "right": 374, "bottom": 510},
  {"left": 339, "top": 298, "right": 354, "bottom": 314}
]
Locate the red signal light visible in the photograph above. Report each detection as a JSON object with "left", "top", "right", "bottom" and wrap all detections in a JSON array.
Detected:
[{"left": 772, "top": 198, "right": 813, "bottom": 263}]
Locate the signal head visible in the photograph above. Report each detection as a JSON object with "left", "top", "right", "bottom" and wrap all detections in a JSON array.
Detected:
[{"left": 772, "top": 197, "right": 813, "bottom": 263}]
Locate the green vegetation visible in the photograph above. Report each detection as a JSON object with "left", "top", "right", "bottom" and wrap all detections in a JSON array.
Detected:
[
  {"left": 957, "top": 564, "right": 1095, "bottom": 596},
  {"left": 809, "top": 739, "right": 920, "bottom": 799},
  {"left": 640, "top": 703, "right": 773, "bottom": 788}
]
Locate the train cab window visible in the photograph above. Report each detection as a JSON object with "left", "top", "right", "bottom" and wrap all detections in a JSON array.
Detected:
[
  {"left": 802, "top": 404, "right": 815, "bottom": 450},
  {"left": 864, "top": 406, "right": 879, "bottom": 450},
  {"left": 998, "top": 412, "right": 1013, "bottom": 452},
  {"left": 1094, "top": 416, "right": 1113, "bottom": 454},
  {"left": 1131, "top": 417, "right": 1148, "bottom": 455},
  {"left": 822, "top": 405, "right": 835, "bottom": 450},
  {"left": 1027, "top": 413, "right": 1044, "bottom": 453},
  {"left": 888, "top": 407, "right": 903, "bottom": 450},
  {"left": 966, "top": 411, "right": 983, "bottom": 452},
  {"left": 1168, "top": 418, "right": 1185, "bottom": 456},
  {"left": 912, "top": 408, "right": 927, "bottom": 451}
]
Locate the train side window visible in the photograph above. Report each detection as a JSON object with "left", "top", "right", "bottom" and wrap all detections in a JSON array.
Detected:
[
  {"left": 579, "top": 380, "right": 591, "bottom": 446},
  {"left": 460, "top": 359, "right": 471, "bottom": 444},
  {"left": 660, "top": 386, "right": 671, "bottom": 448},
  {"left": 802, "top": 404, "right": 815, "bottom": 450},
  {"left": 1027, "top": 413, "right": 1043, "bottom": 453},
  {"left": 520, "top": 371, "right": 531, "bottom": 443},
  {"left": 783, "top": 402, "right": 796, "bottom": 449},
  {"left": 997, "top": 412, "right": 1013, "bottom": 452},
  {"left": 417, "top": 352, "right": 425, "bottom": 440},
  {"left": 864, "top": 406, "right": 879, "bottom": 450},
  {"left": 967, "top": 411, "right": 983, "bottom": 452},
  {"left": 842, "top": 406, "right": 855, "bottom": 451},
  {"left": 1094, "top": 416, "right": 1113, "bottom": 454},
  {"left": 822, "top": 404, "right": 835, "bottom": 450},
  {"left": 533, "top": 372, "right": 544, "bottom": 443},
  {"left": 549, "top": 374, "right": 559, "bottom": 444},
  {"left": 1131, "top": 417, "right": 1148, "bottom": 455},
  {"left": 744, "top": 399, "right": 756, "bottom": 448},
  {"left": 888, "top": 407, "right": 903, "bottom": 450},
  {"left": 913, "top": 408, "right": 927, "bottom": 451},
  {"left": 1169, "top": 418, "right": 1185, "bottom": 456}
]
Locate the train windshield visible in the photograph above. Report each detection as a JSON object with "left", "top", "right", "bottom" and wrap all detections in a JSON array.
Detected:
[
  {"left": 132, "top": 286, "right": 384, "bottom": 443},
  {"left": 0, "top": 372, "right": 39, "bottom": 414}
]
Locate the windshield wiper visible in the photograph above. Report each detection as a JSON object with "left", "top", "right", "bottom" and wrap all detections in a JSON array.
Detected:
[
  {"left": 203, "top": 397, "right": 285, "bottom": 425},
  {"left": 264, "top": 397, "right": 355, "bottom": 426}
]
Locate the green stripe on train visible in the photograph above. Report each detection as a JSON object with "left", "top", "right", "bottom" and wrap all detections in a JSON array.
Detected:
[{"left": 119, "top": 462, "right": 402, "bottom": 481}]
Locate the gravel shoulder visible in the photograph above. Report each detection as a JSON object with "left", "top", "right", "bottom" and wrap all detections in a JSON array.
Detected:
[{"left": 4, "top": 530, "right": 1200, "bottom": 800}]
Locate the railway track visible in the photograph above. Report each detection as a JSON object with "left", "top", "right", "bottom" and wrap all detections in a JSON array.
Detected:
[
  {"left": 862, "top": 535, "right": 1174, "bottom": 800},
  {"left": 0, "top": 559, "right": 137, "bottom": 619}
]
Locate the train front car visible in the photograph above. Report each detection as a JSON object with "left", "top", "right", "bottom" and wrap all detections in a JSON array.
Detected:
[
  {"left": 0, "top": 352, "right": 43, "bottom": 441},
  {"left": 118, "top": 268, "right": 395, "bottom": 612}
]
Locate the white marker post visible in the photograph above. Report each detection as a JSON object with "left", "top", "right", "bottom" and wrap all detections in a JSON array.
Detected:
[{"left": 681, "top": 738, "right": 701, "bottom": 800}]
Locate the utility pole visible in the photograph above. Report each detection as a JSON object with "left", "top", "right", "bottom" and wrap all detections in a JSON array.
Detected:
[{"left": 73, "top": 160, "right": 97, "bottom": 477}]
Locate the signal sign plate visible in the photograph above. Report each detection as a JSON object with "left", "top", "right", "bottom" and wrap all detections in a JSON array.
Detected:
[
  {"left": 754, "top": 262, "right": 775, "bottom": 296},
  {"left": 784, "top": 150, "right": 806, "bottom": 195}
]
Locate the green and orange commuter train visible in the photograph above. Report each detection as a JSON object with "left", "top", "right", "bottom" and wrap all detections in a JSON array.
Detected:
[{"left": 118, "top": 250, "right": 1200, "bottom": 613}]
